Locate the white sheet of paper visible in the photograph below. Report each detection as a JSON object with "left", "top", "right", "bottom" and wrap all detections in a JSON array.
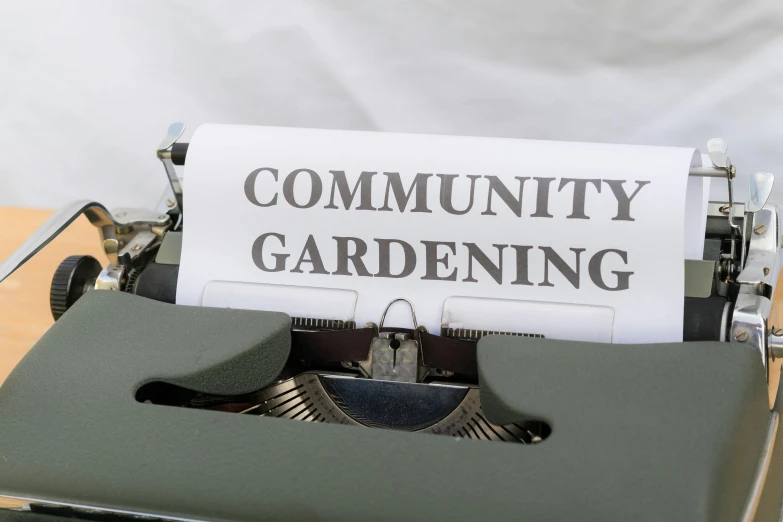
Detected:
[
  {"left": 177, "top": 124, "right": 701, "bottom": 343},
  {"left": 681, "top": 154, "right": 713, "bottom": 260}
]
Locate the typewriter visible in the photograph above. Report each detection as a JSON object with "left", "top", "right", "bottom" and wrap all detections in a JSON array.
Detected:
[{"left": 0, "top": 124, "right": 782, "bottom": 522}]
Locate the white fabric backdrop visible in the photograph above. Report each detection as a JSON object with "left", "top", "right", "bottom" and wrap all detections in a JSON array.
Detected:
[{"left": 1, "top": 0, "right": 782, "bottom": 209}]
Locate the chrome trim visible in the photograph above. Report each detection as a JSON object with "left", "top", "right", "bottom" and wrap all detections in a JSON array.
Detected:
[
  {"left": 690, "top": 166, "right": 736, "bottom": 178},
  {"left": 741, "top": 411, "right": 779, "bottom": 522},
  {"left": 0, "top": 495, "right": 206, "bottom": 522},
  {"left": 730, "top": 204, "right": 782, "bottom": 378},
  {"left": 707, "top": 202, "right": 745, "bottom": 218},
  {"left": 94, "top": 264, "right": 123, "bottom": 291},
  {"left": 0, "top": 200, "right": 170, "bottom": 287},
  {"left": 720, "top": 301, "right": 732, "bottom": 342},
  {"left": 156, "top": 122, "right": 185, "bottom": 213},
  {"left": 737, "top": 206, "right": 780, "bottom": 289},
  {"left": 747, "top": 171, "right": 775, "bottom": 213},
  {"left": 731, "top": 293, "right": 771, "bottom": 371}
]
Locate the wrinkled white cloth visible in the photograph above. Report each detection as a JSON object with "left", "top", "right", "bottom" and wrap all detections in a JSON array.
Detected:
[{"left": 1, "top": 0, "right": 781, "bottom": 209}]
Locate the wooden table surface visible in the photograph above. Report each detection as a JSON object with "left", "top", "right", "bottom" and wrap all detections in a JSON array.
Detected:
[
  {"left": 0, "top": 206, "right": 781, "bottom": 402},
  {"left": 0, "top": 208, "right": 105, "bottom": 384}
]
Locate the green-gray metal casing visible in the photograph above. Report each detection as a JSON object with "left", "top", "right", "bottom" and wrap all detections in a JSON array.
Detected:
[
  {"left": 684, "top": 259, "right": 716, "bottom": 298},
  {"left": 0, "top": 291, "right": 775, "bottom": 521},
  {"left": 155, "top": 230, "right": 182, "bottom": 265}
]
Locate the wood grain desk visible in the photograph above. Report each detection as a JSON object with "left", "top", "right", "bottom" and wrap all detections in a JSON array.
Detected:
[
  {"left": 0, "top": 206, "right": 781, "bottom": 403},
  {"left": 0, "top": 208, "right": 105, "bottom": 384}
]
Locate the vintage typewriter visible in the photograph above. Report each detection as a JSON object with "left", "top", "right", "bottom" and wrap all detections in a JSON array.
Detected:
[{"left": 0, "top": 124, "right": 782, "bottom": 522}]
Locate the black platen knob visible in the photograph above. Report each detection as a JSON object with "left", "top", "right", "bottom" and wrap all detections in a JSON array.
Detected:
[{"left": 50, "top": 255, "right": 102, "bottom": 321}]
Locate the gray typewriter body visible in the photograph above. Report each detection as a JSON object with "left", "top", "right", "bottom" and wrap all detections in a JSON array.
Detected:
[{"left": 0, "top": 126, "right": 782, "bottom": 522}]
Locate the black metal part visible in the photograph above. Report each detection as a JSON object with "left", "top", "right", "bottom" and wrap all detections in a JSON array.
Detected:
[
  {"left": 132, "top": 263, "right": 179, "bottom": 304},
  {"left": 705, "top": 212, "right": 750, "bottom": 238},
  {"left": 292, "top": 328, "right": 374, "bottom": 363},
  {"left": 683, "top": 296, "right": 729, "bottom": 342},
  {"left": 421, "top": 331, "right": 478, "bottom": 378},
  {"left": 170, "top": 143, "right": 189, "bottom": 166},
  {"left": 49, "top": 255, "right": 101, "bottom": 321},
  {"left": 30, "top": 503, "right": 157, "bottom": 521},
  {"left": 291, "top": 317, "right": 356, "bottom": 331},
  {"left": 702, "top": 238, "right": 723, "bottom": 262}
]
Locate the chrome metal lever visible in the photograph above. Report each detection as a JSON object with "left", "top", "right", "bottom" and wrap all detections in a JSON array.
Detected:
[
  {"left": 769, "top": 333, "right": 783, "bottom": 361},
  {"left": 707, "top": 138, "right": 744, "bottom": 272},
  {"left": 707, "top": 138, "right": 739, "bottom": 234},
  {"left": 732, "top": 204, "right": 783, "bottom": 382},
  {"left": 0, "top": 201, "right": 169, "bottom": 285},
  {"left": 747, "top": 171, "right": 774, "bottom": 213},
  {"left": 156, "top": 122, "right": 186, "bottom": 214}
]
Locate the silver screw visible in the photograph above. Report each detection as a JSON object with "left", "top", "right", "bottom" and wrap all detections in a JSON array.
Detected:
[
  {"left": 442, "top": 370, "right": 454, "bottom": 377},
  {"left": 719, "top": 204, "right": 730, "bottom": 215},
  {"left": 755, "top": 224, "right": 766, "bottom": 235},
  {"left": 166, "top": 198, "right": 176, "bottom": 208},
  {"left": 116, "top": 212, "right": 126, "bottom": 218},
  {"left": 764, "top": 267, "right": 770, "bottom": 275},
  {"left": 341, "top": 361, "right": 353, "bottom": 369},
  {"left": 132, "top": 244, "right": 143, "bottom": 252},
  {"left": 734, "top": 329, "right": 749, "bottom": 342},
  {"left": 158, "top": 215, "right": 168, "bottom": 220}
]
